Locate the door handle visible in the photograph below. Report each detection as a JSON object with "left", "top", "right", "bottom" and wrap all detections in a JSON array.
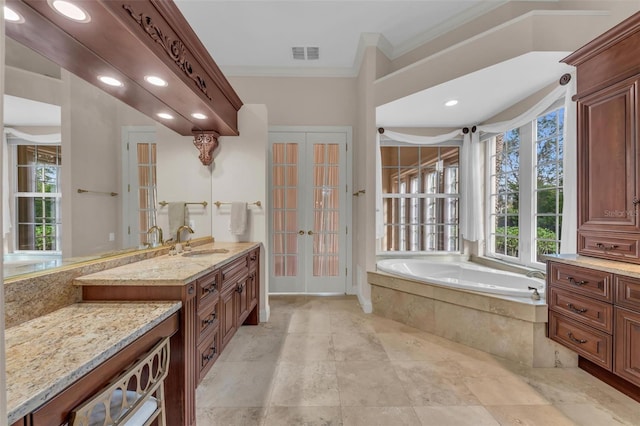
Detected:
[
  {"left": 308, "top": 230, "right": 314, "bottom": 235},
  {"left": 298, "top": 230, "right": 305, "bottom": 235}
]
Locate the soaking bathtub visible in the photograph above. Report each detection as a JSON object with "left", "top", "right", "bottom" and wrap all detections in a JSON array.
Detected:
[
  {"left": 376, "top": 258, "right": 545, "bottom": 299},
  {"left": 368, "top": 258, "right": 577, "bottom": 367}
]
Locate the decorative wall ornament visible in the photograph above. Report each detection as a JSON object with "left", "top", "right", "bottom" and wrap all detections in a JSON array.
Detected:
[
  {"left": 193, "top": 132, "right": 220, "bottom": 166},
  {"left": 123, "top": 4, "right": 212, "bottom": 101}
]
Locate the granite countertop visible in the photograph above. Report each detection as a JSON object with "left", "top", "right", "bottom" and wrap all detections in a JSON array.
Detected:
[
  {"left": 544, "top": 253, "right": 640, "bottom": 279},
  {"left": 6, "top": 301, "right": 181, "bottom": 423},
  {"left": 74, "top": 242, "right": 260, "bottom": 286}
]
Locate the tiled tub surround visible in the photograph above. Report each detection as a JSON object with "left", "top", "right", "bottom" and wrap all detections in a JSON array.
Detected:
[
  {"left": 6, "top": 301, "right": 181, "bottom": 423},
  {"left": 4, "top": 237, "right": 214, "bottom": 328},
  {"left": 368, "top": 271, "right": 577, "bottom": 367}
]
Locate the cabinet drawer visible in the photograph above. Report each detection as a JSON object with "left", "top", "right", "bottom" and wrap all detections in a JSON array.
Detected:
[
  {"left": 549, "top": 311, "right": 613, "bottom": 370},
  {"left": 197, "top": 298, "right": 219, "bottom": 343},
  {"left": 548, "top": 262, "right": 613, "bottom": 301},
  {"left": 221, "top": 257, "right": 248, "bottom": 288},
  {"left": 548, "top": 287, "right": 613, "bottom": 333},
  {"left": 615, "top": 275, "right": 640, "bottom": 311},
  {"left": 197, "top": 328, "right": 219, "bottom": 383},
  {"left": 197, "top": 270, "right": 220, "bottom": 309},
  {"left": 578, "top": 231, "right": 640, "bottom": 263}
]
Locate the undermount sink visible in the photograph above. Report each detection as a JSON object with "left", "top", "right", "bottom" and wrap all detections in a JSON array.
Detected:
[{"left": 181, "top": 248, "right": 229, "bottom": 257}]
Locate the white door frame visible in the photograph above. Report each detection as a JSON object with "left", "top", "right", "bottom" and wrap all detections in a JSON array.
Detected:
[{"left": 268, "top": 126, "right": 353, "bottom": 295}]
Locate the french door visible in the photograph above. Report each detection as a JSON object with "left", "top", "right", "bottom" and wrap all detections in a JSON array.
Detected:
[{"left": 269, "top": 129, "right": 350, "bottom": 294}]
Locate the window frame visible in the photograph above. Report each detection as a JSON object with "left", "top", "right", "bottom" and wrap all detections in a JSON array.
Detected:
[
  {"left": 379, "top": 142, "right": 462, "bottom": 254},
  {"left": 484, "top": 104, "right": 564, "bottom": 268},
  {"left": 12, "top": 143, "right": 63, "bottom": 253}
]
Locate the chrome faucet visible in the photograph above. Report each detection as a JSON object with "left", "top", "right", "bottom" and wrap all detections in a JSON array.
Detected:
[
  {"left": 147, "top": 225, "right": 164, "bottom": 247},
  {"left": 176, "top": 225, "right": 194, "bottom": 243},
  {"left": 526, "top": 270, "right": 546, "bottom": 279},
  {"left": 527, "top": 286, "right": 542, "bottom": 300}
]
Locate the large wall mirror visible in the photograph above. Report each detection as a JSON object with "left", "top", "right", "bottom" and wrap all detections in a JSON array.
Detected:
[{"left": 3, "top": 37, "right": 209, "bottom": 279}]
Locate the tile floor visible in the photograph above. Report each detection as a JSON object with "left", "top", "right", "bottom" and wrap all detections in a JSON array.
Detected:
[{"left": 196, "top": 296, "right": 639, "bottom": 425}]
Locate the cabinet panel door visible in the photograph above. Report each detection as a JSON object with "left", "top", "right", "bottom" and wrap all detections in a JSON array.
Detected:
[
  {"left": 236, "top": 276, "right": 250, "bottom": 325},
  {"left": 220, "top": 286, "right": 237, "bottom": 349},
  {"left": 615, "top": 307, "right": 640, "bottom": 386},
  {"left": 578, "top": 78, "right": 638, "bottom": 233}
]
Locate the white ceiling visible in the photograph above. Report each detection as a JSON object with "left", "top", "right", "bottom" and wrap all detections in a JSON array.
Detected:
[
  {"left": 3, "top": 1, "right": 571, "bottom": 129},
  {"left": 174, "top": 0, "right": 503, "bottom": 74},
  {"left": 376, "top": 52, "right": 573, "bottom": 128}
]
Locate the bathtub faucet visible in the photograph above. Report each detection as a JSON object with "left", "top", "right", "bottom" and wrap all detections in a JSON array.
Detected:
[
  {"left": 527, "top": 286, "right": 541, "bottom": 300},
  {"left": 525, "top": 270, "right": 546, "bottom": 279}
]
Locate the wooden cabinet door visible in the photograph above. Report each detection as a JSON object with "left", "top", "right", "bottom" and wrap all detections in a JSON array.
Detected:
[
  {"left": 236, "top": 275, "right": 250, "bottom": 325},
  {"left": 615, "top": 307, "right": 640, "bottom": 386},
  {"left": 220, "top": 285, "right": 237, "bottom": 349},
  {"left": 577, "top": 78, "right": 639, "bottom": 234}
]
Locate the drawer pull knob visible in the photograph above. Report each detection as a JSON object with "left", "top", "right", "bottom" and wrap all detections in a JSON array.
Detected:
[
  {"left": 204, "top": 284, "right": 217, "bottom": 295},
  {"left": 236, "top": 284, "right": 244, "bottom": 294},
  {"left": 203, "top": 312, "right": 217, "bottom": 326},
  {"left": 567, "top": 276, "right": 588, "bottom": 286},
  {"left": 595, "top": 243, "right": 618, "bottom": 250},
  {"left": 202, "top": 346, "right": 217, "bottom": 364},
  {"left": 566, "top": 303, "right": 588, "bottom": 314},
  {"left": 567, "top": 332, "right": 587, "bottom": 344}
]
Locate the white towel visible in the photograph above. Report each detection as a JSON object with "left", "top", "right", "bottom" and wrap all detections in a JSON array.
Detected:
[
  {"left": 229, "top": 202, "right": 247, "bottom": 235},
  {"left": 168, "top": 202, "right": 185, "bottom": 240}
]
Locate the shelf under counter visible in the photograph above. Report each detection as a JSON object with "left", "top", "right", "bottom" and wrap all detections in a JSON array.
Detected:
[{"left": 6, "top": 301, "right": 181, "bottom": 424}]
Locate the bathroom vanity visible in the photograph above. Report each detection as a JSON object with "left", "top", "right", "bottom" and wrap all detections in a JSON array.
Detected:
[
  {"left": 6, "top": 302, "right": 181, "bottom": 425},
  {"left": 75, "top": 242, "right": 261, "bottom": 426},
  {"left": 547, "top": 11, "right": 640, "bottom": 401}
]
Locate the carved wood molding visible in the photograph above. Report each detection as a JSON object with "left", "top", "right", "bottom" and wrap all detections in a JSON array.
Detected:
[
  {"left": 193, "top": 132, "right": 220, "bottom": 166},
  {"left": 123, "top": 4, "right": 212, "bottom": 101}
]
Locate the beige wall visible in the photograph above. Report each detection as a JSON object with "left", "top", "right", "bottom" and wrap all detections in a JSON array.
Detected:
[
  {"left": 228, "top": 76, "right": 357, "bottom": 126},
  {"left": 1, "top": 1, "right": 8, "bottom": 418},
  {"left": 215, "top": 104, "right": 270, "bottom": 320}
]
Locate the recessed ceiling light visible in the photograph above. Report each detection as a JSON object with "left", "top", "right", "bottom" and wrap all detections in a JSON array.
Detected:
[
  {"left": 4, "top": 6, "right": 24, "bottom": 22},
  {"left": 445, "top": 99, "right": 458, "bottom": 107},
  {"left": 191, "top": 113, "right": 207, "bottom": 120},
  {"left": 144, "top": 75, "right": 168, "bottom": 87},
  {"left": 98, "top": 75, "right": 123, "bottom": 87},
  {"left": 157, "top": 113, "right": 174, "bottom": 120},
  {"left": 50, "top": 0, "right": 89, "bottom": 22}
]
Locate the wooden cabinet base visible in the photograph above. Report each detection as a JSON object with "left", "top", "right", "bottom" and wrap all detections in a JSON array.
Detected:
[{"left": 579, "top": 357, "right": 640, "bottom": 403}]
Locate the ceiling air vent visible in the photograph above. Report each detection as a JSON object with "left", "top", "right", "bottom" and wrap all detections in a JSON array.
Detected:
[{"left": 292, "top": 46, "right": 319, "bottom": 60}]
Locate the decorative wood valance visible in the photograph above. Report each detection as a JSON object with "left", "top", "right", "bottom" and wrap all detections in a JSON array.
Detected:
[{"left": 6, "top": 0, "right": 242, "bottom": 143}]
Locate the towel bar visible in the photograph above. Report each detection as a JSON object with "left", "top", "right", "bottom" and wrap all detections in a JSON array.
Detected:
[
  {"left": 158, "top": 201, "right": 208, "bottom": 207},
  {"left": 214, "top": 201, "right": 262, "bottom": 208}
]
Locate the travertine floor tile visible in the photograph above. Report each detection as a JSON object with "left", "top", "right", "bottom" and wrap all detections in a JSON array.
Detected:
[
  {"left": 196, "top": 361, "right": 278, "bottom": 407},
  {"left": 392, "top": 361, "right": 481, "bottom": 406},
  {"left": 195, "top": 407, "right": 266, "bottom": 426},
  {"left": 280, "top": 333, "right": 334, "bottom": 362},
  {"left": 336, "top": 361, "right": 411, "bottom": 407},
  {"left": 270, "top": 361, "right": 340, "bottom": 407},
  {"left": 195, "top": 296, "right": 640, "bottom": 426},
  {"left": 341, "top": 406, "right": 422, "bottom": 426},
  {"left": 413, "top": 406, "right": 499, "bottom": 426},
  {"left": 332, "top": 332, "right": 388, "bottom": 361},
  {"left": 288, "top": 310, "right": 333, "bottom": 333},
  {"left": 464, "top": 375, "right": 550, "bottom": 406},
  {"left": 555, "top": 403, "right": 636, "bottom": 426},
  {"left": 484, "top": 404, "right": 576, "bottom": 426},
  {"left": 217, "top": 332, "right": 285, "bottom": 362},
  {"left": 263, "top": 406, "right": 343, "bottom": 426}
]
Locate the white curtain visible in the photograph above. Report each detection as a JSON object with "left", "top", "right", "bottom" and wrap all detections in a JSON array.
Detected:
[
  {"left": 377, "top": 76, "right": 575, "bottom": 244},
  {"left": 560, "top": 75, "right": 578, "bottom": 254},
  {"left": 2, "top": 128, "right": 62, "bottom": 237}
]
